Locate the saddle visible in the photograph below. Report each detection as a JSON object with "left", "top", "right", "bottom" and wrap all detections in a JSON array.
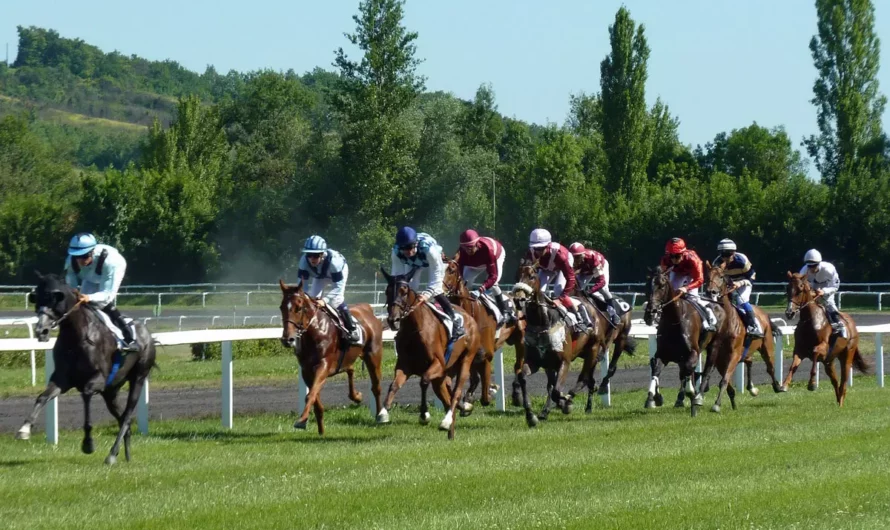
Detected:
[
  {"left": 584, "top": 291, "right": 631, "bottom": 315},
  {"left": 320, "top": 305, "right": 364, "bottom": 346},
  {"left": 425, "top": 300, "right": 464, "bottom": 339},
  {"left": 469, "top": 291, "right": 504, "bottom": 327}
]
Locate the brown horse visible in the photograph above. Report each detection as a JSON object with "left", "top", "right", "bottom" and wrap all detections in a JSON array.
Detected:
[
  {"left": 442, "top": 256, "right": 526, "bottom": 414},
  {"left": 512, "top": 263, "right": 598, "bottom": 426},
  {"left": 564, "top": 283, "right": 637, "bottom": 411},
  {"left": 782, "top": 272, "right": 869, "bottom": 405},
  {"left": 377, "top": 267, "right": 481, "bottom": 440},
  {"left": 702, "top": 263, "right": 782, "bottom": 412},
  {"left": 643, "top": 266, "right": 722, "bottom": 417},
  {"left": 279, "top": 279, "right": 385, "bottom": 435}
]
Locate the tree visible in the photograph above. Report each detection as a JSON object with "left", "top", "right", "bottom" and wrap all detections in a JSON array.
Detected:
[
  {"left": 600, "top": 7, "right": 652, "bottom": 196},
  {"left": 804, "top": 0, "right": 886, "bottom": 184},
  {"left": 459, "top": 83, "right": 504, "bottom": 152},
  {"left": 699, "top": 123, "right": 807, "bottom": 184}
]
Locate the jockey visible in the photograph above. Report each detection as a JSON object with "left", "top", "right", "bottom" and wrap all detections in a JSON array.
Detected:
[
  {"left": 297, "top": 235, "right": 359, "bottom": 343},
  {"left": 712, "top": 239, "right": 762, "bottom": 337},
  {"left": 659, "top": 237, "right": 717, "bottom": 332},
  {"left": 64, "top": 233, "right": 138, "bottom": 352},
  {"left": 799, "top": 249, "right": 846, "bottom": 338},
  {"left": 456, "top": 229, "right": 517, "bottom": 325},
  {"left": 568, "top": 242, "right": 620, "bottom": 327},
  {"left": 524, "top": 228, "right": 592, "bottom": 334},
  {"left": 391, "top": 227, "right": 465, "bottom": 341}
]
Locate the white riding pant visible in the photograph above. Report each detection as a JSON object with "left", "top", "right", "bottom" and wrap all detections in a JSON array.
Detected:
[{"left": 462, "top": 251, "right": 505, "bottom": 294}]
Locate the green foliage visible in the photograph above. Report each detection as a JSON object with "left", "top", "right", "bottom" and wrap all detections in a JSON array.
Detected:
[
  {"left": 190, "top": 338, "right": 285, "bottom": 361},
  {"left": 698, "top": 123, "right": 806, "bottom": 184}
]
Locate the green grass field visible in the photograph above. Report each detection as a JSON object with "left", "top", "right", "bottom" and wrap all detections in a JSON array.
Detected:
[{"left": 1, "top": 385, "right": 888, "bottom": 529}]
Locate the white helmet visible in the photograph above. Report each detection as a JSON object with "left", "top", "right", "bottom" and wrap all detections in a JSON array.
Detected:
[
  {"left": 717, "top": 239, "right": 736, "bottom": 252},
  {"left": 529, "top": 228, "right": 552, "bottom": 248},
  {"left": 804, "top": 249, "right": 822, "bottom": 264}
]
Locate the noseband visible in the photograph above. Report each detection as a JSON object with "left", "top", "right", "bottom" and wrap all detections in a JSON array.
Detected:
[
  {"left": 37, "top": 299, "right": 84, "bottom": 329},
  {"left": 284, "top": 295, "right": 317, "bottom": 338}
]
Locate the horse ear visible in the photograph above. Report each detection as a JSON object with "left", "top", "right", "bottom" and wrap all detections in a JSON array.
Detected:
[
  {"left": 379, "top": 266, "right": 393, "bottom": 283},
  {"left": 786, "top": 270, "right": 793, "bottom": 279},
  {"left": 405, "top": 266, "right": 418, "bottom": 282},
  {"left": 34, "top": 270, "right": 44, "bottom": 280},
  {"left": 453, "top": 251, "right": 459, "bottom": 262},
  {"left": 295, "top": 280, "right": 303, "bottom": 292},
  {"left": 279, "top": 278, "right": 288, "bottom": 292}
]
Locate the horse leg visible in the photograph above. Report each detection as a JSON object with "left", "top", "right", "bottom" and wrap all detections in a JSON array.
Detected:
[
  {"left": 16, "top": 381, "right": 64, "bottom": 440},
  {"left": 445, "top": 359, "right": 473, "bottom": 440},
  {"left": 823, "top": 359, "right": 843, "bottom": 406},
  {"left": 744, "top": 359, "right": 759, "bottom": 397},
  {"left": 81, "top": 392, "right": 95, "bottom": 455},
  {"left": 295, "top": 366, "right": 328, "bottom": 433},
  {"left": 569, "top": 352, "right": 594, "bottom": 404},
  {"left": 711, "top": 377, "right": 728, "bottom": 413},
  {"left": 418, "top": 378, "right": 431, "bottom": 425},
  {"left": 480, "top": 352, "right": 493, "bottom": 407},
  {"left": 645, "top": 357, "right": 665, "bottom": 409},
  {"left": 345, "top": 367, "right": 363, "bottom": 404},
  {"left": 363, "top": 352, "right": 384, "bottom": 419},
  {"left": 379, "top": 367, "right": 409, "bottom": 424},
  {"left": 807, "top": 346, "right": 826, "bottom": 391},
  {"left": 699, "top": 345, "right": 716, "bottom": 394},
  {"left": 838, "top": 347, "right": 856, "bottom": 407},
  {"left": 105, "top": 377, "right": 145, "bottom": 465},
  {"left": 759, "top": 337, "right": 781, "bottom": 393},
  {"left": 313, "top": 396, "right": 325, "bottom": 436},
  {"left": 512, "top": 341, "right": 526, "bottom": 407},
  {"left": 518, "top": 364, "right": 538, "bottom": 427},
  {"left": 554, "top": 359, "right": 574, "bottom": 415},
  {"left": 540, "top": 369, "right": 557, "bottom": 420},
  {"left": 726, "top": 380, "right": 737, "bottom": 410},
  {"left": 780, "top": 352, "right": 803, "bottom": 392},
  {"left": 429, "top": 376, "right": 453, "bottom": 433},
  {"left": 599, "top": 340, "right": 622, "bottom": 396}
]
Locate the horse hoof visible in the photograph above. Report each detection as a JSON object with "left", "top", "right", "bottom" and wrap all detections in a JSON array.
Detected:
[
  {"left": 645, "top": 399, "right": 656, "bottom": 409},
  {"left": 104, "top": 455, "right": 117, "bottom": 466},
  {"left": 748, "top": 386, "right": 760, "bottom": 397},
  {"left": 701, "top": 382, "right": 711, "bottom": 394},
  {"left": 82, "top": 438, "right": 95, "bottom": 455},
  {"left": 511, "top": 394, "right": 523, "bottom": 408},
  {"left": 488, "top": 384, "right": 500, "bottom": 399},
  {"left": 351, "top": 392, "right": 363, "bottom": 404},
  {"left": 15, "top": 426, "right": 31, "bottom": 441},
  {"left": 774, "top": 383, "right": 785, "bottom": 393},
  {"left": 674, "top": 400, "right": 685, "bottom": 409},
  {"left": 691, "top": 406, "right": 698, "bottom": 418},
  {"left": 376, "top": 408, "right": 391, "bottom": 424},
  {"left": 561, "top": 401, "right": 573, "bottom": 415},
  {"left": 653, "top": 394, "right": 664, "bottom": 407},
  {"left": 419, "top": 412, "right": 431, "bottom": 425},
  {"left": 438, "top": 411, "right": 454, "bottom": 431},
  {"left": 693, "top": 395, "right": 703, "bottom": 407},
  {"left": 585, "top": 406, "right": 593, "bottom": 414},
  {"left": 711, "top": 404, "right": 721, "bottom": 413},
  {"left": 807, "top": 383, "right": 817, "bottom": 392},
  {"left": 538, "top": 410, "right": 549, "bottom": 421},
  {"left": 294, "top": 420, "right": 308, "bottom": 430},
  {"left": 526, "top": 414, "right": 539, "bottom": 428}
]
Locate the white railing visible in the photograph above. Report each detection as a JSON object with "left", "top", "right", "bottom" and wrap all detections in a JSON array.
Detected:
[{"left": 1, "top": 320, "right": 887, "bottom": 445}]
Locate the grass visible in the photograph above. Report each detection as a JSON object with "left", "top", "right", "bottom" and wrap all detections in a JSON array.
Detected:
[{"left": 0, "top": 385, "right": 889, "bottom": 529}]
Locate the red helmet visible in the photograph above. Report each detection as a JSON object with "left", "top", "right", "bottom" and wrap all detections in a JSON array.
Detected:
[
  {"left": 459, "top": 229, "right": 480, "bottom": 247},
  {"left": 665, "top": 238, "right": 687, "bottom": 254},
  {"left": 568, "top": 242, "right": 586, "bottom": 255}
]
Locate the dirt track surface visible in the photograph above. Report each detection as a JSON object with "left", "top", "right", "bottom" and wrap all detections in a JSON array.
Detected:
[{"left": 3, "top": 351, "right": 887, "bottom": 434}]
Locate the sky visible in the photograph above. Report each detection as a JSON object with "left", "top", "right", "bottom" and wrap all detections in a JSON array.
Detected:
[{"left": 3, "top": 0, "right": 890, "bottom": 163}]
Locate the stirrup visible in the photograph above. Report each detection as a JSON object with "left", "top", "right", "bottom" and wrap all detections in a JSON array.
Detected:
[
  {"left": 120, "top": 339, "right": 139, "bottom": 353},
  {"left": 746, "top": 325, "right": 763, "bottom": 338}
]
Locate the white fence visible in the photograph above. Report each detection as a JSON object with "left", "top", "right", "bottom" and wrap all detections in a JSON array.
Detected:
[{"left": 1, "top": 320, "right": 887, "bottom": 445}]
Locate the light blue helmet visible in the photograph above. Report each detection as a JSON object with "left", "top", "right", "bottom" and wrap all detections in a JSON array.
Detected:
[
  {"left": 302, "top": 235, "right": 328, "bottom": 254},
  {"left": 68, "top": 233, "right": 97, "bottom": 256}
]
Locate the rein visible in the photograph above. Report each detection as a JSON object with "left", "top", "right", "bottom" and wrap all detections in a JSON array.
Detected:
[{"left": 40, "top": 299, "right": 85, "bottom": 329}]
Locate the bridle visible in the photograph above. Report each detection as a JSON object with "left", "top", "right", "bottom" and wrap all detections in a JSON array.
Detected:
[
  {"left": 387, "top": 278, "right": 422, "bottom": 324},
  {"left": 36, "top": 295, "right": 84, "bottom": 329},
  {"left": 283, "top": 292, "right": 318, "bottom": 339}
]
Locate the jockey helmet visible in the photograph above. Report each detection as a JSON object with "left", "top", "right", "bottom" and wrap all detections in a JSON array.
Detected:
[
  {"left": 804, "top": 249, "right": 822, "bottom": 265},
  {"left": 665, "top": 238, "right": 686, "bottom": 255},
  {"left": 568, "top": 242, "right": 586, "bottom": 255},
  {"left": 68, "top": 233, "right": 97, "bottom": 256},
  {"left": 717, "top": 238, "right": 736, "bottom": 257},
  {"left": 395, "top": 226, "right": 418, "bottom": 248},
  {"left": 302, "top": 235, "right": 327, "bottom": 254},
  {"left": 529, "top": 228, "right": 552, "bottom": 248},
  {"left": 459, "top": 229, "right": 480, "bottom": 247}
]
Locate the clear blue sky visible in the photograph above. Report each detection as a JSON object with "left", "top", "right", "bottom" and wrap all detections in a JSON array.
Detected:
[{"left": 3, "top": 0, "right": 890, "bottom": 160}]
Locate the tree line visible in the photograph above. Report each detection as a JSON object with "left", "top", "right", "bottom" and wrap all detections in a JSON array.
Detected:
[{"left": 1, "top": 0, "right": 888, "bottom": 285}]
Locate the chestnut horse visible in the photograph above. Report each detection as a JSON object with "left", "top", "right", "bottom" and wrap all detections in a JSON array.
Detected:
[
  {"left": 512, "top": 264, "right": 598, "bottom": 427},
  {"left": 702, "top": 263, "right": 782, "bottom": 413},
  {"left": 279, "top": 279, "right": 385, "bottom": 435},
  {"left": 782, "top": 272, "right": 869, "bottom": 405},
  {"left": 377, "top": 267, "right": 481, "bottom": 440},
  {"left": 643, "top": 266, "right": 722, "bottom": 417},
  {"left": 442, "top": 257, "right": 526, "bottom": 414}
]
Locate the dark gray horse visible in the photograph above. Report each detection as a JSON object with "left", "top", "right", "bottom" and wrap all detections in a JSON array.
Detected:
[{"left": 16, "top": 273, "right": 156, "bottom": 465}]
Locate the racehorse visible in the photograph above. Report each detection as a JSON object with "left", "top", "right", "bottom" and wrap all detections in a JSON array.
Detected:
[
  {"left": 377, "top": 267, "right": 481, "bottom": 440},
  {"left": 511, "top": 263, "right": 598, "bottom": 427},
  {"left": 702, "top": 262, "right": 782, "bottom": 413},
  {"left": 643, "top": 266, "right": 722, "bottom": 417},
  {"left": 279, "top": 279, "right": 385, "bottom": 435},
  {"left": 442, "top": 256, "right": 526, "bottom": 415},
  {"left": 16, "top": 273, "right": 156, "bottom": 465},
  {"left": 782, "top": 272, "right": 869, "bottom": 405}
]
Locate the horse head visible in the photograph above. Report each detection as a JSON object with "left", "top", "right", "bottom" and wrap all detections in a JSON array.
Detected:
[
  {"left": 441, "top": 254, "right": 466, "bottom": 298},
  {"left": 785, "top": 271, "right": 813, "bottom": 319},
  {"left": 32, "top": 272, "right": 78, "bottom": 342},
  {"left": 643, "top": 266, "right": 672, "bottom": 327},
  {"left": 279, "top": 279, "right": 319, "bottom": 348},
  {"left": 511, "top": 260, "right": 539, "bottom": 312},
  {"left": 380, "top": 266, "right": 419, "bottom": 332},
  {"left": 705, "top": 260, "right": 729, "bottom": 301}
]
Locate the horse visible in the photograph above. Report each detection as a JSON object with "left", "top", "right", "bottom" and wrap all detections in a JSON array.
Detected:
[
  {"left": 701, "top": 262, "right": 782, "bottom": 413},
  {"left": 16, "top": 272, "right": 156, "bottom": 465},
  {"left": 377, "top": 267, "right": 481, "bottom": 440},
  {"left": 442, "top": 256, "right": 526, "bottom": 415},
  {"left": 511, "top": 263, "right": 598, "bottom": 427},
  {"left": 564, "top": 283, "right": 637, "bottom": 409},
  {"left": 278, "top": 279, "right": 385, "bottom": 435},
  {"left": 642, "top": 266, "right": 722, "bottom": 417},
  {"left": 782, "top": 272, "right": 869, "bottom": 405}
]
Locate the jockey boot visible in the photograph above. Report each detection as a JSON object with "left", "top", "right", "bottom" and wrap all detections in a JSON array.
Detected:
[
  {"left": 604, "top": 296, "right": 621, "bottom": 327},
  {"left": 338, "top": 304, "right": 361, "bottom": 343},
  {"left": 103, "top": 303, "right": 138, "bottom": 352},
  {"left": 741, "top": 304, "right": 763, "bottom": 338},
  {"left": 495, "top": 291, "right": 517, "bottom": 326},
  {"left": 577, "top": 304, "right": 594, "bottom": 333},
  {"left": 701, "top": 304, "right": 717, "bottom": 333},
  {"left": 562, "top": 304, "right": 588, "bottom": 335},
  {"left": 436, "top": 294, "right": 465, "bottom": 341},
  {"left": 826, "top": 307, "right": 848, "bottom": 338}
]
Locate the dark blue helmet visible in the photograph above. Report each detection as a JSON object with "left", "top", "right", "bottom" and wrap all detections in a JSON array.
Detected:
[{"left": 395, "top": 226, "right": 418, "bottom": 248}]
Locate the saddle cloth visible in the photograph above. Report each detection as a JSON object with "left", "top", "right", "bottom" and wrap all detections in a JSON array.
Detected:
[
  {"left": 426, "top": 301, "right": 464, "bottom": 338},
  {"left": 321, "top": 305, "right": 365, "bottom": 345},
  {"left": 94, "top": 309, "right": 136, "bottom": 351},
  {"left": 471, "top": 292, "right": 503, "bottom": 326}
]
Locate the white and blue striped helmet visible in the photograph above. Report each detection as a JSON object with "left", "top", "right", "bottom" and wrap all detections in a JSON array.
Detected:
[
  {"left": 302, "top": 235, "right": 328, "bottom": 254},
  {"left": 68, "top": 233, "right": 97, "bottom": 256}
]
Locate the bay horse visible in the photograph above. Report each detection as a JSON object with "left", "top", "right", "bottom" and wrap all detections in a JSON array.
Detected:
[
  {"left": 702, "top": 263, "right": 782, "bottom": 413},
  {"left": 442, "top": 256, "right": 526, "bottom": 415},
  {"left": 279, "top": 279, "right": 385, "bottom": 435},
  {"left": 512, "top": 263, "right": 598, "bottom": 427},
  {"left": 16, "top": 272, "right": 156, "bottom": 465},
  {"left": 782, "top": 272, "right": 869, "bottom": 405},
  {"left": 643, "top": 266, "right": 722, "bottom": 417},
  {"left": 377, "top": 267, "right": 481, "bottom": 440}
]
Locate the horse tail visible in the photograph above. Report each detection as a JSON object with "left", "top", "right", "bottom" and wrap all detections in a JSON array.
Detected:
[
  {"left": 623, "top": 335, "right": 638, "bottom": 356},
  {"left": 852, "top": 349, "right": 872, "bottom": 375},
  {"left": 771, "top": 325, "right": 782, "bottom": 339}
]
